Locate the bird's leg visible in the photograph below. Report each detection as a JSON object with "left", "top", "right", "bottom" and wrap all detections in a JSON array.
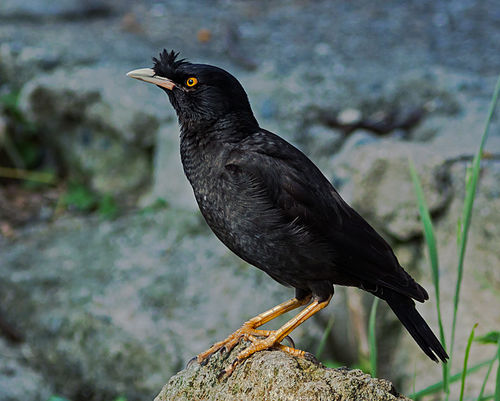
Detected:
[
  {"left": 197, "top": 294, "right": 312, "bottom": 364},
  {"left": 222, "top": 294, "right": 332, "bottom": 378}
]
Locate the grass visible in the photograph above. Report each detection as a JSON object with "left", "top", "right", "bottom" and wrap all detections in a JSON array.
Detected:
[
  {"left": 410, "top": 358, "right": 494, "bottom": 399},
  {"left": 368, "top": 297, "right": 379, "bottom": 377},
  {"left": 409, "top": 157, "right": 449, "bottom": 392},
  {"left": 405, "top": 75, "right": 500, "bottom": 400},
  {"left": 315, "top": 314, "right": 335, "bottom": 360},
  {"left": 495, "top": 339, "right": 500, "bottom": 401},
  {"left": 460, "top": 324, "right": 478, "bottom": 401},
  {"left": 476, "top": 347, "right": 497, "bottom": 401},
  {"left": 0, "top": 166, "right": 56, "bottom": 184},
  {"left": 451, "top": 75, "right": 500, "bottom": 364}
]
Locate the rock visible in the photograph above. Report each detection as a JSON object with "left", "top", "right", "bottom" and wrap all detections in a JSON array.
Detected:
[
  {"left": 0, "top": 338, "right": 53, "bottom": 401},
  {"left": 297, "top": 124, "right": 344, "bottom": 160},
  {"left": 409, "top": 115, "right": 451, "bottom": 142},
  {"left": 331, "top": 138, "right": 451, "bottom": 241},
  {"left": 337, "top": 129, "right": 378, "bottom": 154},
  {"left": 330, "top": 107, "right": 500, "bottom": 243},
  {"left": 0, "top": 0, "right": 113, "bottom": 21},
  {"left": 140, "top": 121, "right": 198, "bottom": 211},
  {"left": 18, "top": 66, "right": 172, "bottom": 195},
  {"left": 156, "top": 342, "right": 410, "bottom": 401},
  {"left": 337, "top": 108, "right": 362, "bottom": 126}
]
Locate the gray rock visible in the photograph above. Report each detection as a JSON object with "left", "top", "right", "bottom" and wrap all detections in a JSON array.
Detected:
[
  {"left": 329, "top": 104, "right": 500, "bottom": 243},
  {"left": 18, "top": 66, "right": 172, "bottom": 195},
  {"left": 338, "top": 130, "right": 378, "bottom": 154},
  {"left": 0, "top": 0, "right": 113, "bottom": 20},
  {"left": 156, "top": 342, "right": 410, "bottom": 401},
  {"left": 410, "top": 115, "right": 452, "bottom": 142},
  {"left": 0, "top": 339, "right": 52, "bottom": 401},
  {"left": 331, "top": 139, "right": 451, "bottom": 241},
  {"left": 300, "top": 124, "right": 344, "bottom": 159},
  {"left": 140, "top": 121, "right": 198, "bottom": 211}
]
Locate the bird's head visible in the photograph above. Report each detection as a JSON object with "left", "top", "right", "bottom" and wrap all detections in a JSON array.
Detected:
[{"left": 127, "top": 50, "right": 257, "bottom": 130}]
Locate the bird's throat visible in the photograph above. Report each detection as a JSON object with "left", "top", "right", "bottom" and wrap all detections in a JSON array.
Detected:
[{"left": 179, "top": 111, "right": 259, "bottom": 145}]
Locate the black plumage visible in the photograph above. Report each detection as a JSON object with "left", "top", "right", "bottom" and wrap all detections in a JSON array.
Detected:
[{"left": 127, "top": 50, "right": 448, "bottom": 370}]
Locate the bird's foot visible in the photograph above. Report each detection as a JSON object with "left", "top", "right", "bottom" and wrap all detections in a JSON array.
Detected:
[
  {"left": 217, "top": 335, "right": 308, "bottom": 380},
  {"left": 196, "top": 323, "right": 273, "bottom": 365}
]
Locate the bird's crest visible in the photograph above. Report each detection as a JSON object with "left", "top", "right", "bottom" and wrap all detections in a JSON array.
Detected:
[{"left": 152, "top": 49, "right": 189, "bottom": 78}]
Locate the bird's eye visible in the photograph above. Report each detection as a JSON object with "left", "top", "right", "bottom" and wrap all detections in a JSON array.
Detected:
[{"left": 186, "top": 77, "right": 198, "bottom": 87}]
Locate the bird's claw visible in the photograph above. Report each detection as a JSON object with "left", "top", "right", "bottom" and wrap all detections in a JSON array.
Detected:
[
  {"left": 185, "top": 356, "right": 198, "bottom": 369},
  {"left": 283, "top": 335, "right": 295, "bottom": 349},
  {"left": 217, "top": 358, "right": 239, "bottom": 381},
  {"left": 304, "top": 352, "right": 319, "bottom": 364}
]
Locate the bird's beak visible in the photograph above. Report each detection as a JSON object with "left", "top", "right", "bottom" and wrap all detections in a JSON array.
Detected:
[{"left": 126, "top": 68, "right": 175, "bottom": 90}]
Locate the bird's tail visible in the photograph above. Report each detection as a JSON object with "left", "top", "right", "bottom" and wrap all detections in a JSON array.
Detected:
[{"left": 383, "top": 289, "right": 448, "bottom": 363}]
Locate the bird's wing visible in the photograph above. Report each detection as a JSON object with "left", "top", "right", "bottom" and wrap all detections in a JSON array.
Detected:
[{"left": 226, "top": 130, "right": 427, "bottom": 301}]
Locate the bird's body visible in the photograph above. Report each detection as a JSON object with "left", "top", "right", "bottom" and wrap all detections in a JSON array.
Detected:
[
  {"left": 183, "top": 127, "right": 407, "bottom": 299},
  {"left": 127, "top": 50, "right": 448, "bottom": 375}
]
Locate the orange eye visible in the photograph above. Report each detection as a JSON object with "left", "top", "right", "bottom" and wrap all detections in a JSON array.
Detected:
[{"left": 186, "top": 77, "right": 198, "bottom": 87}]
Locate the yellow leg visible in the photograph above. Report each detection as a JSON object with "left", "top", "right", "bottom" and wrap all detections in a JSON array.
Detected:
[
  {"left": 197, "top": 295, "right": 312, "bottom": 364},
  {"left": 223, "top": 294, "right": 332, "bottom": 377}
]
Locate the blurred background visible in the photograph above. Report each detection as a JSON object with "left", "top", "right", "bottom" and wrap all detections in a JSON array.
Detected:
[{"left": 1, "top": 0, "right": 499, "bottom": 400}]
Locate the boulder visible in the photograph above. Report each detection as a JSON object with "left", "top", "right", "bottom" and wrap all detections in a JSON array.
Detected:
[
  {"left": 18, "top": 66, "right": 172, "bottom": 195},
  {"left": 331, "top": 138, "right": 452, "bottom": 241},
  {"left": 140, "top": 121, "right": 197, "bottom": 211},
  {"left": 0, "top": 338, "right": 53, "bottom": 401},
  {"left": 156, "top": 342, "right": 410, "bottom": 401}
]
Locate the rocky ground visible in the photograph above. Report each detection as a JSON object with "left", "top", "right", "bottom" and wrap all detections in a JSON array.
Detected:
[{"left": 1, "top": 1, "right": 500, "bottom": 400}]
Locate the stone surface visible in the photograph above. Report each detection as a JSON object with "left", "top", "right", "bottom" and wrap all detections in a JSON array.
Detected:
[
  {"left": 0, "top": 338, "right": 52, "bottom": 401},
  {"left": 140, "top": 121, "right": 198, "bottom": 211},
  {"left": 331, "top": 139, "right": 452, "bottom": 241},
  {"left": 18, "top": 66, "right": 172, "bottom": 195},
  {"left": 156, "top": 343, "right": 410, "bottom": 401},
  {"left": 0, "top": 0, "right": 114, "bottom": 20}
]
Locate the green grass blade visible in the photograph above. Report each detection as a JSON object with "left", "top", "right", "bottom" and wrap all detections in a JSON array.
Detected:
[
  {"left": 368, "top": 297, "right": 379, "bottom": 377},
  {"left": 408, "top": 160, "right": 440, "bottom": 303},
  {"left": 450, "top": 75, "right": 500, "bottom": 362},
  {"left": 477, "top": 354, "right": 496, "bottom": 401},
  {"left": 410, "top": 358, "right": 493, "bottom": 399},
  {"left": 409, "top": 158, "right": 449, "bottom": 392},
  {"left": 495, "top": 338, "right": 500, "bottom": 401},
  {"left": 0, "top": 166, "right": 56, "bottom": 184},
  {"left": 316, "top": 314, "right": 335, "bottom": 360},
  {"left": 460, "top": 323, "right": 478, "bottom": 401}
]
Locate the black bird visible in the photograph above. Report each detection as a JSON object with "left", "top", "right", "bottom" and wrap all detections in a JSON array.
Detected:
[{"left": 127, "top": 50, "right": 448, "bottom": 376}]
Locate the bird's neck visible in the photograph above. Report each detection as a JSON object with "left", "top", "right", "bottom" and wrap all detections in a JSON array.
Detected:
[
  {"left": 179, "top": 111, "right": 259, "bottom": 147},
  {"left": 178, "top": 111, "right": 258, "bottom": 185}
]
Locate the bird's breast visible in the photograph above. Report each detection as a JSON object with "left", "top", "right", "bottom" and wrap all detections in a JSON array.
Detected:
[{"left": 179, "top": 139, "right": 335, "bottom": 289}]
